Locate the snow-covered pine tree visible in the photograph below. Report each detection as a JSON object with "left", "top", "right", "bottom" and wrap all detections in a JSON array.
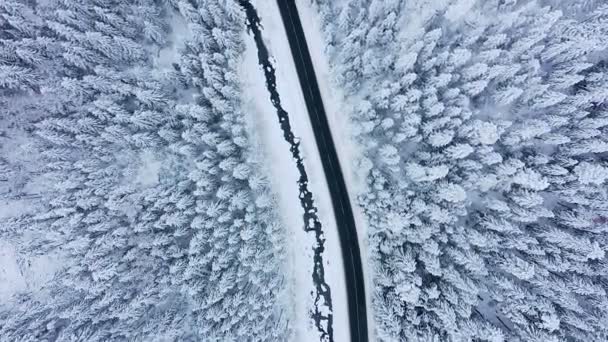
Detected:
[
  {"left": 315, "top": 0, "right": 608, "bottom": 340},
  {"left": 0, "top": 0, "right": 291, "bottom": 340}
]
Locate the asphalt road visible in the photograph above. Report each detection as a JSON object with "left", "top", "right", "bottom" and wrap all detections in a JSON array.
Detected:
[{"left": 275, "top": 2, "right": 369, "bottom": 341}]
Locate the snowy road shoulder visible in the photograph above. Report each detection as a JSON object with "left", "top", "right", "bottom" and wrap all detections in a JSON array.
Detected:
[
  {"left": 238, "top": 1, "right": 348, "bottom": 341},
  {"left": 239, "top": 1, "right": 350, "bottom": 341}
]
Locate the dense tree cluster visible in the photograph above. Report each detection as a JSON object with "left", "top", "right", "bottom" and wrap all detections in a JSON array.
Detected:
[
  {"left": 0, "top": 0, "right": 290, "bottom": 340},
  {"left": 315, "top": 0, "right": 608, "bottom": 340}
]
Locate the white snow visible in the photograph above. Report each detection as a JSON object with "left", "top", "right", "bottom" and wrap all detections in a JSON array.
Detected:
[
  {"left": 0, "top": 242, "right": 62, "bottom": 303},
  {"left": 478, "top": 122, "right": 499, "bottom": 145},
  {"left": 445, "top": 0, "right": 477, "bottom": 22},
  {"left": 0, "top": 243, "right": 26, "bottom": 302},
  {"left": 294, "top": 1, "right": 376, "bottom": 340},
  {"left": 0, "top": 199, "right": 36, "bottom": 219},
  {"left": 0, "top": 129, "right": 48, "bottom": 219},
  {"left": 135, "top": 150, "right": 162, "bottom": 187},
  {"left": 153, "top": 12, "right": 190, "bottom": 70},
  {"left": 574, "top": 162, "right": 608, "bottom": 185},
  {"left": 476, "top": 292, "right": 515, "bottom": 332},
  {"left": 240, "top": 1, "right": 351, "bottom": 340},
  {"left": 240, "top": 27, "right": 318, "bottom": 342}
]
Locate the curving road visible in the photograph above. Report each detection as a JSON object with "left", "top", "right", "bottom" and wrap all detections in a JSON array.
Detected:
[{"left": 275, "top": 1, "right": 369, "bottom": 342}]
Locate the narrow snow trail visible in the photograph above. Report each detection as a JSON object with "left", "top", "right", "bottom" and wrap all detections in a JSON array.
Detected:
[{"left": 238, "top": 1, "right": 341, "bottom": 341}]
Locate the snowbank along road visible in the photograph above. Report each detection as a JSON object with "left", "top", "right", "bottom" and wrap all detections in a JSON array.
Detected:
[
  {"left": 276, "top": 1, "right": 369, "bottom": 342},
  {"left": 239, "top": 0, "right": 335, "bottom": 340}
]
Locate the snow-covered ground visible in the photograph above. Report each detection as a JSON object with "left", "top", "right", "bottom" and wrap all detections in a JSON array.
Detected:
[
  {"left": 0, "top": 129, "right": 61, "bottom": 304},
  {"left": 239, "top": 1, "right": 349, "bottom": 341},
  {"left": 0, "top": 243, "right": 26, "bottom": 302},
  {"left": 294, "top": 1, "right": 376, "bottom": 340},
  {"left": 240, "top": 34, "right": 313, "bottom": 340},
  {"left": 0, "top": 242, "right": 62, "bottom": 303}
]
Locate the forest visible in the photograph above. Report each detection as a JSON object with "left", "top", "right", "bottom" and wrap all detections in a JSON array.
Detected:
[
  {"left": 2, "top": 0, "right": 608, "bottom": 341},
  {"left": 0, "top": 0, "right": 290, "bottom": 340},
  {"left": 314, "top": 0, "right": 608, "bottom": 341}
]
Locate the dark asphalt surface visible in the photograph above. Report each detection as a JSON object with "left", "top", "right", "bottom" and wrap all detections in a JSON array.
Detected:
[{"left": 275, "top": 1, "right": 369, "bottom": 342}]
